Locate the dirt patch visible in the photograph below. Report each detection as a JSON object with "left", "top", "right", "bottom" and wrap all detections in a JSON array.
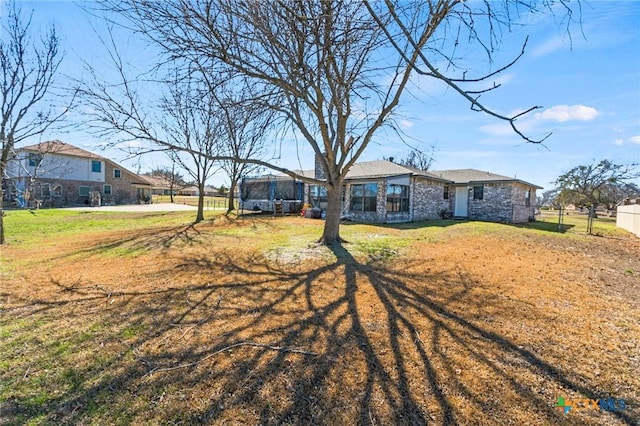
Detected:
[{"left": 1, "top": 218, "right": 638, "bottom": 425}]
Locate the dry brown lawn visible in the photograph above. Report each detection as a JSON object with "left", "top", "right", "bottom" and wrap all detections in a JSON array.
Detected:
[{"left": 1, "top": 214, "right": 638, "bottom": 425}]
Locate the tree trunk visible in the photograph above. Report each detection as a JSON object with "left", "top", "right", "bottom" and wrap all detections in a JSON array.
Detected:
[
  {"left": 195, "top": 184, "right": 205, "bottom": 223},
  {"left": 0, "top": 185, "right": 5, "bottom": 245},
  {"left": 226, "top": 180, "right": 236, "bottom": 214},
  {"left": 319, "top": 184, "right": 343, "bottom": 245},
  {"left": 0, "top": 163, "right": 6, "bottom": 244}
]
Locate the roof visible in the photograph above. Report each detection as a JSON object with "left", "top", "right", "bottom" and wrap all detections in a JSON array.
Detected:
[
  {"left": 141, "top": 175, "right": 175, "bottom": 187},
  {"left": 430, "top": 168, "right": 542, "bottom": 189},
  {"left": 345, "top": 160, "right": 422, "bottom": 180},
  {"left": 245, "top": 160, "right": 542, "bottom": 189},
  {"left": 20, "top": 140, "right": 105, "bottom": 160}
]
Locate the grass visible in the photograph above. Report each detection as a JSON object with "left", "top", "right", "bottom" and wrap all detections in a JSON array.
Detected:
[
  {"left": 2, "top": 209, "right": 199, "bottom": 246},
  {"left": 1, "top": 210, "right": 638, "bottom": 425}
]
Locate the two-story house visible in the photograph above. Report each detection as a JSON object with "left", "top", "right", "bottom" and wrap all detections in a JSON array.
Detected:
[{"left": 3, "top": 141, "right": 155, "bottom": 207}]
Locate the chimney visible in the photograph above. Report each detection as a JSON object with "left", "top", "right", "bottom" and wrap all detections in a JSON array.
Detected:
[{"left": 315, "top": 152, "right": 326, "bottom": 180}]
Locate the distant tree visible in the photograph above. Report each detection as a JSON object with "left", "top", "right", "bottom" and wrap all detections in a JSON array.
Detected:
[
  {"left": 386, "top": 146, "right": 436, "bottom": 171},
  {"left": 538, "top": 188, "right": 562, "bottom": 209},
  {"left": 146, "top": 163, "right": 186, "bottom": 203},
  {"left": 218, "top": 184, "right": 228, "bottom": 196},
  {"left": 211, "top": 80, "right": 274, "bottom": 214},
  {"left": 598, "top": 181, "right": 640, "bottom": 209},
  {"left": 555, "top": 160, "right": 640, "bottom": 215},
  {"left": 0, "top": 1, "right": 65, "bottom": 244},
  {"left": 158, "top": 75, "right": 221, "bottom": 223}
]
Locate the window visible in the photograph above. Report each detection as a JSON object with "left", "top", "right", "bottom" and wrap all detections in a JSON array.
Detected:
[
  {"left": 309, "top": 185, "right": 327, "bottom": 209},
  {"left": 443, "top": 185, "right": 450, "bottom": 200},
  {"left": 113, "top": 169, "right": 121, "bottom": 178},
  {"left": 386, "top": 184, "right": 409, "bottom": 212},
  {"left": 28, "top": 153, "right": 42, "bottom": 167},
  {"left": 103, "top": 184, "right": 112, "bottom": 195},
  {"left": 525, "top": 189, "right": 531, "bottom": 207},
  {"left": 41, "top": 184, "right": 50, "bottom": 198},
  {"left": 52, "top": 185, "right": 62, "bottom": 197},
  {"left": 79, "top": 186, "right": 90, "bottom": 196},
  {"left": 473, "top": 185, "right": 484, "bottom": 200},
  {"left": 91, "top": 160, "right": 101, "bottom": 173},
  {"left": 350, "top": 183, "right": 378, "bottom": 212}
]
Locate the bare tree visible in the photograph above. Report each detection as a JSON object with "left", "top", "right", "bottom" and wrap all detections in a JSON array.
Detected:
[
  {"left": 145, "top": 163, "right": 186, "bottom": 203},
  {"left": 96, "top": 0, "right": 577, "bottom": 244},
  {"left": 213, "top": 83, "right": 274, "bottom": 214},
  {"left": 159, "top": 74, "right": 222, "bottom": 223},
  {"left": 386, "top": 146, "right": 437, "bottom": 171},
  {"left": 0, "top": 1, "right": 65, "bottom": 244},
  {"left": 77, "top": 28, "right": 223, "bottom": 223}
]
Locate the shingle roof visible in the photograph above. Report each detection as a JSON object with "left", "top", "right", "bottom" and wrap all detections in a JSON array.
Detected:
[
  {"left": 345, "top": 160, "right": 415, "bottom": 179},
  {"left": 429, "top": 168, "right": 542, "bottom": 189},
  {"left": 20, "top": 140, "right": 105, "bottom": 160},
  {"left": 141, "top": 175, "right": 174, "bottom": 187}
]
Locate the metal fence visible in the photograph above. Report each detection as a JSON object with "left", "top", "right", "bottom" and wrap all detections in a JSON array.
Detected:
[{"left": 616, "top": 204, "right": 640, "bottom": 237}]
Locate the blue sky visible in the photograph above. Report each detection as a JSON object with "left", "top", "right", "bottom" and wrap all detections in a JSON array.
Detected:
[{"left": 6, "top": 0, "right": 640, "bottom": 190}]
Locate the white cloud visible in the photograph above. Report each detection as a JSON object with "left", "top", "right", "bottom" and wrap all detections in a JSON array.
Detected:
[
  {"left": 534, "top": 105, "right": 599, "bottom": 122},
  {"left": 399, "top": 119, "right": 414, "bottom": 129},
  {"left": 615, "top": 139, "right": 624, "bottom": 146},
  {"left": 531, "top": 36, "right": 567, "bottom": 58},
  {"left": 630, "top": 136, "right": 640, "bottom": 144}
]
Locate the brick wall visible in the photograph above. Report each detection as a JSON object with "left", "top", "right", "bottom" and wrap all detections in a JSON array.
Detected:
[
  {"left": 104, "top": 162, "right": 142, "bottom": 204},
  {"left": 412, "top": 177, "right": 451, "bottom": 220},
  {"left": 467, "top": 182, "right": 536, "bottom": 223},
  {"left": 510, "top": 183, "right": 537, "bottom": 223}
]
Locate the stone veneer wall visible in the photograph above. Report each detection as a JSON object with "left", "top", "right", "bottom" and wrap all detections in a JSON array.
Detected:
[
  {"left": 468, "top": 182, "right": 512, "bottom": 222},
  {"left": 510, "top": 182, "right": 537, "bottom": 223},
  {"left": 412, "top": 177, "right": 452, "bottom": 221},
  {"left": 467, "top": 182, "right": 536, "bottom": 223}
]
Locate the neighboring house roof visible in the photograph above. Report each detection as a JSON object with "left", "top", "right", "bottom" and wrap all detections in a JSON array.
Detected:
[
  {"left": 141, "top": 175, "right": 177, "bottom": 188},
  {"left": 430, "top": 168, "right": 543, "bottom": 189},
  {"left": 178, "top": 185, "right": 219, "bottom": 193},
  {"left": 18, "top": 140, "right": 153, "bottom": 187},
  {"left": 21, "top": 140, "right": 106, "bottom": 160}
]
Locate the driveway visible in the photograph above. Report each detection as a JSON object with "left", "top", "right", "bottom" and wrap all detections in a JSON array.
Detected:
[{"left": 67, "top": 203, "right": 198, "bottom": 212}]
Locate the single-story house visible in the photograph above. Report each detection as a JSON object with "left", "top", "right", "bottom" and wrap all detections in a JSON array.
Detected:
[
  {"left": 240, "top": 159, "right": 541, "bottom": 224},
  {"left": 176, "top": 185, "right": 220, "bottom": 197},
  {"left": 3, "top": 140, "right": 156, "bottom": 207}
]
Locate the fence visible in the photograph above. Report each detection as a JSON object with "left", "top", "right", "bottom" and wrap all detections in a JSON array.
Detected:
[{"left": 616, "top": 204, "right": 640, "bottom": 237}]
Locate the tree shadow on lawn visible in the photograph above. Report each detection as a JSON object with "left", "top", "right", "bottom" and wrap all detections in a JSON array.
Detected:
[{"left": 2, "top": 244, "right": 636, "bottom": 425}]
